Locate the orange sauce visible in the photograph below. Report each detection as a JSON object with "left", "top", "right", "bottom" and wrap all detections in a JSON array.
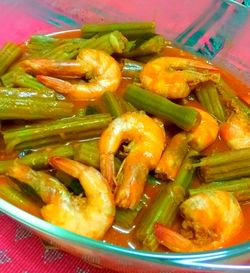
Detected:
[
  {"left": 104, "top": 42, "right": 250, "bottom": 250},
  {"left": 3, "top": 30, "right": 250, "bottom": 252}
]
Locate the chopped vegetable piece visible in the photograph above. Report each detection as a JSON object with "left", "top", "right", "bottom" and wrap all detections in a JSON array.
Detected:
[
  {"left": 102, "top": 91, "right": 124, "bottom": 117},
  {"left": 0, "top": 42, "right": 22, "bottom": 76},
  {"left": 194, "top": 148, "right": 250, "bottom": 182},
  {"left": 217, "top": 78, "right": 250, "bottom": 118},
  {"left": 82, "top": 22, "right": 155, "bottom": 39},
  {"left": 115, "top": 194, "right": 149, "bottom": 229},
  {"left": 0, "top": 145, "right": 74, "bottom": 174},
  {"left": 124, "top": 84, "right": 200, "bottom": 131},
  {"left": 1, "top": 66, "right": 54, "bottom": 92},
  {"left": 189, "top": 177, "right": 250, "bottom": 202},
  {"left": 136, "top": 150, "right": 198, "bottom": 250},
  {"left": 121, "top": 58, "right": 143, "bottom": 78},
  {"left": 0, "top": 87, "right": 57, "bottom": 100},
  {"left": 123, "top": 34, "right": 165, "bottom": 57},
  {"left": 3, "top": 113, "right": 112, "bottom": 151},
  {"left": 195, "top": 81, "right": 226, "bottom": 122},
  {"left": 0, "top": 98, "right": 74, "bottom": 121}
]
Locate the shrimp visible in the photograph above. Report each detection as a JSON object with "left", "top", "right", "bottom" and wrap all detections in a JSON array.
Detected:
[
  {"left": 238, "top": 92, "right": 250, "bottom": 106},
  {"left": 155, "top": 132, "right": 189, "bottom": 181},
  {"left": 220, "top": 112, "right": 250, "bottom": 149},
  {"left": 187, "top": 107, "right": 219, "bottom": 151},
  {"left": 140, "top": 57, "right": 220, "bottom": 99},
  {"left": 154, "top": 191, "right": 243, "bottom": 252},
  {"left": 7, "top": 157, "right": 115, "bottom": 240},
  {"left": 156, "top": 108, "right": 219, "bottom": 180},
  {"left": 20, "top": 48, "right": 121, "bottom": 100},
  {"left": 99, "top": 111, "right": 166, "bottom": 209}
]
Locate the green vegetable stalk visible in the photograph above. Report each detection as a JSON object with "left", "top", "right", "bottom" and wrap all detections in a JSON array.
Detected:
[
  {"left": 82, "top": 22, "right": 155, "bottom": 39},
  {"left": 136, "top": 150, "right": 198, "bottom": 251},
  {"left": 194, "top": 148, "right": 250, "bottom": 182},
  {"left": 3, "top": 113, "right": 112, "bottom": 151},
  {"left": 124, "top": 84, "right": 200, "bottom": 131},
  {"left": 0, "top": 42, "right": 22, "bottom": 76}
]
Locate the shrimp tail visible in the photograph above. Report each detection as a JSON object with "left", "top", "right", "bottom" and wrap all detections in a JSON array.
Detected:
[
  {"left": 186, "top": 59, "right": 218, "bottom": 72},
  {"left": 49, "top": 156, "right": 85, "bottom": 178},
  {"left": 20, "top": 59, "right": 83, "bottom": 77},
  {"left": 154, "top": 223, "right": 195, "bottom": 252},
  {"left": 7, "top": 161, "right": 70, "bottom": 204},
  {"left": 238, "top": 92, "right": 250, "bottom": 106},
  {"left": 115, "top": 161, "right": 148, "bottom": 209},
  {"left": 20, "top": 59, "right": 47, "bottom": 74},
  {"left": 37, "top": 75, "right": 71, "bottom": 94},
  {"left": 100, "top": 153, "right": 117, "bottom": 192},
  {"left": 49, "top": 156, "right": 114, "bottom": 205}
]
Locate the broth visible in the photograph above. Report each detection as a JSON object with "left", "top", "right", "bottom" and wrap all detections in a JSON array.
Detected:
[{"left": 0, "top": 28, "right": 249, "bottom": 252}]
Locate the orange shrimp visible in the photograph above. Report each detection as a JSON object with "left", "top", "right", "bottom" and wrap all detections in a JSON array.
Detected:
[
  {"left": 187, "top": 107, "right": 219, "bottom": 151},
  {"left": 8, "top": 158, "right": 115, "bottom": 240},
  {"left": 20, "top": 48, "right": 121, "bottom": 100},
  {"left": 99, "top": 111, "right": 166, "bottom": 209},
  {"left": 155, "top": 132, "right": 188, "bottom": 180},
  {"left": 140, "top": 56, "right": 220, "bottom": 99},
  {"left": 220, "top": 112, "right": 250, "bottom": 149},
  {"left": 154, "top": 191, "right": 243, "bottom": 252},
  {"left": 156, "top": 108, "right": 219, "bottom": 180}
]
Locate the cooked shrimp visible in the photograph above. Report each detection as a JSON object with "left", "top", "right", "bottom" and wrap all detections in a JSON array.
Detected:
[
  {"left": 20, "top": 59, "right": 85, "bottom": 78},
  {"left": 187, "top": 107, "right": 219, "bottom": 151},
  {"left": 220, "top": 112, "right": 250, "bottom": 149},
  {"left": 99, "top": 111, "right": 166, "bottom": 209},
  {"left": 154, "top": 191, "right": 243, "bottom": 252},
  {"left": 238, "top": 92, "right": 250, "bottom": 106},
  {"left": 155, "top": 132, "right": 189, "bottom": 181},
  {"left": 20, "top": 48, "right": 121, "bottom": 100},
  {"left": 156, "top": 108, "right": 218, "bottom": 180},
  {"left": 7, "top": 157, "right": 115, "bottom": 240},
  {"left": 140, "top": 57, "right": 220, "bottom": 99}
]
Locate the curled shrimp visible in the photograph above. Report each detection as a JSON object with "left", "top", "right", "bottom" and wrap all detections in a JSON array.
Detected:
[
  {"left": 140, "top": 57, "right": 220, "bottom": 99},
  {"left": 8, "top": 157, "right": 115, "bottom": 240},
  {"left": 187, "top": 107, "right": 219, "bottom": 151},
  {"left": 156, "top": 108, "right": 219, "bottom": 180},
  {"left": 20, "top": 48, "right": 121, "bottom": 100},
  {"left": 99, "top": 111, "right": 166, "bottom": 209},
  {"left": 155, "top": 132, "right": 189, "bottom": 181},
  {"left": 154, "top": 191, "right": 243, "bottom": 252},
  {"left": 220, "top": 112, "right": 250, "bottom": 149}
]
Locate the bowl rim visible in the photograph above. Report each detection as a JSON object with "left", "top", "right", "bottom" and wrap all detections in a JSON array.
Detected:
[{"left": 1, "top": 198, "right": 250, "bottom": 271}]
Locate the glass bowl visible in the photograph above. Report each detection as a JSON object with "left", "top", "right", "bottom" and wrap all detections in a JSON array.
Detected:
[{"left": 0, "top": 0, "right": 249, "bottom": 272}]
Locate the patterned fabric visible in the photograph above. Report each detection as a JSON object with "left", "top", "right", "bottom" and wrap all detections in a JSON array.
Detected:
[{"left": 0, "top": 213, "right": 117, "bottom": 273}]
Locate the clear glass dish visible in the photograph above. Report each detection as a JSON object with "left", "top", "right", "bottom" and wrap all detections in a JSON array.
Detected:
[{"left": 0, "top": 0, "right": 249, "bottom": 272}]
